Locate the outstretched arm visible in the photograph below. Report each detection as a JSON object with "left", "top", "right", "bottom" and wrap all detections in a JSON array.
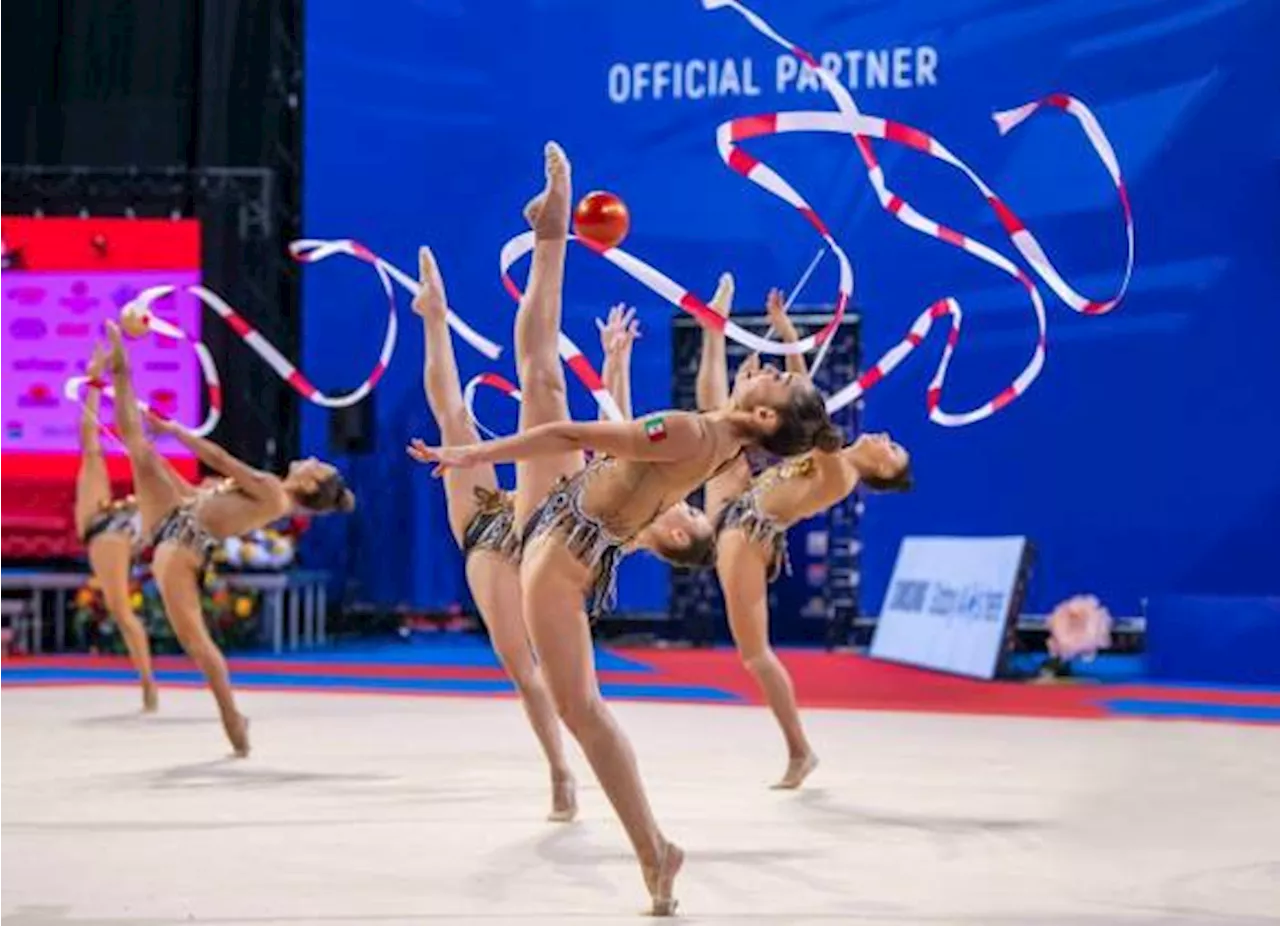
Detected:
[
  {"left": 765, "top": 287, "right": 808, "bottom": 379},
  {"left": 149, "top": 414, "right": 285, "bottom": 507},
  {"left": 695, "top": 273, "right": 734, "bottom": 412},
  {"left": 597, "top": 303, "right": 640, "bottom": 421},
  {"left": 409, "top": 411, "right": 707, "bottom": 473}
]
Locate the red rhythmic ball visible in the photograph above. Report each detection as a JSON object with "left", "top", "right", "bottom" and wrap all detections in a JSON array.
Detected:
[{"left": 573, "top": 191, "right": 630, "bottom": 250}]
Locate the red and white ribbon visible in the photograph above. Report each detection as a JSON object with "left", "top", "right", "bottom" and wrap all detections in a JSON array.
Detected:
[
  {"left": 481, "top": 1, "right": 1133, "bottom": 428},
  {"left": 282, "top": 238, "right": 617, "bottom": 436},
  {"left": 478, "top": 226, "right": 824, "bottom": 432},
  {"left": 65, "top": 278, "right": 389, "bottom": 435},
  {"left": 705, "top": 0, "right": 1133, "bottom": 424},
  {"left": 62, "top": 285, "right": 226, "bottom": 435},
  {"left": 462, "top": 372, "right": 523, "bottom": 439},
  {"left": 459, "top": 322, "right": 622, "bottom": 436},
  {"left": 62, "top": 238, "right": 506, "bottom": 435},
  {"left": 499, "top": 232, "right": 840, "bottom": 359},
  {"left": 289, "top": 238, "right": 502, "bottom": 361}
]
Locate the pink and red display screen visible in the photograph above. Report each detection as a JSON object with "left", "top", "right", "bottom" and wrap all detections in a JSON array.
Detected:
[{"left": 1, "top": 217, "right": 203, "bottom": 480}]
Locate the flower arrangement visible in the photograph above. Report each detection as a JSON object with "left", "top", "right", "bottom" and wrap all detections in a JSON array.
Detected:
[
  {"left": 70, "top": 516, "right": 309, "bottom": 655},
  {"left": 1035, "top": 594, "right": 1113, "bottom": 682},
  {"left": 1046, "top": 594, "right": 1113, "bottom": 662},
  {"left": 212, "top": 515, "right": 308, "bottom": 572},
  {"left": 215, "top": 527, "right": 296, "bottom": 571},
  {"left": 73, "top": 572, "right": 262, "bottom": 655}
]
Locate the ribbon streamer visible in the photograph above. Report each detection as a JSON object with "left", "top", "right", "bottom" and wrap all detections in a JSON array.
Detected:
[
  {"left": 471, "top": 0, "right": 1133, "bottom": 430},
  {"left": 62, "top": 239, "right": 505, "bottom": 436},
  {"left": 462, "top": 372, "right": 524, "bottom": 440},
  {"left": 91, "top": 1, "right": 1131, "bottom": 436},
  {"left": 705, "top": 0, "right": 1133, "bottom": 423}
]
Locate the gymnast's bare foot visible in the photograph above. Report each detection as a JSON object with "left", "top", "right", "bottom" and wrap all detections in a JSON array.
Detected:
[
  {"left": 547, "top": 772, "right": 578, "bottom": 823},
  {"left": 643, "top": 839, "right": 684, "bottom": 916},
  {"left": 412, "top": 246, "right": 448, "bottom": 320},
  {"left": 771, "top": 751, "right": 819, "bottom": 790},
  {"left": 523, "top": 141, "right": 571, "bottom": 240},
  {"left": 141, "top": 681, "right": 159, "bottom": 714},
  {"left": 104, "top": 320, "right": 127, "bottom": 373},
  {"left": 226, "top": 713, "right": 251, "bottom": 758}
]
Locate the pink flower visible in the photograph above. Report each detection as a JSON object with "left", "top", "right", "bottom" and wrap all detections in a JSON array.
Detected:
[{"left": 1047, "top": 595, "right": 1113, "bottom": 662}]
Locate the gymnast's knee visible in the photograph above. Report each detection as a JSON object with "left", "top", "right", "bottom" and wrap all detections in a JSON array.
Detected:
[
  {"left": 518, "top": 360, "right": 567, "bottom": 399},
  {"left": 555, "top": 690, "right": 607, "bottom": 735},
  {"left": 741, "top": 648, "right": 775, "bottom": 673}
]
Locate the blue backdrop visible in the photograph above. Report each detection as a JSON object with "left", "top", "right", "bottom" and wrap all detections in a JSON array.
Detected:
[{"left": 302, "top": 0, "right": 1280, "bottom": 618}]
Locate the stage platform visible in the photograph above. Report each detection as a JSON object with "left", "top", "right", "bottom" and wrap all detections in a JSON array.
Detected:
[{"left": 4, "top": 641, "right": 1279, "bottom": 924}]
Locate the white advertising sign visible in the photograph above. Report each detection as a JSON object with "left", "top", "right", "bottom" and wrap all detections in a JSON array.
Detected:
[{"left": 870, "top": 536, "right": 1028, "bottom": 679}]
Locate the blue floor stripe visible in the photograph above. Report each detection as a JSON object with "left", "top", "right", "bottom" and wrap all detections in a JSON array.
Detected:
[
  {"left": 1, "top": 667, "right": 736, "bottom": 703},
  {"left": 1103, "top": 699, "right": 1280, "bottom": 723},
  {"left": 230, "top": 637, "right": 655, "bottom": 674}
]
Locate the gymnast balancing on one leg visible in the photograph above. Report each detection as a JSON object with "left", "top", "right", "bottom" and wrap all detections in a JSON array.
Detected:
[
  {"left": 104, "top": 320, "right": 355, "bottom": 756},
  {"left": 414, "top": 247, "right": 649, "bottom": 821},
  {"left": 74, "top": 343, "right": 158, "bottom": 712},
  {"left": 408, "top": 141, "right": 840, "bottom": 916},
  {"left": 697, "top": 284, "right": 913, "bottom": 789},
  {"left": 414, "top": 244, "right": 590, "bottom": 821}
]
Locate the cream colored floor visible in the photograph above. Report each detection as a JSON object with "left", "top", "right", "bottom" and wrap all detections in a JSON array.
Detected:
[{"left": 3, "top": 685, "right": 1279, "bottom": 926}]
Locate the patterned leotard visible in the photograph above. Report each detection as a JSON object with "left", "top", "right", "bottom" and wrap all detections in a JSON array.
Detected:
[{"left": 713, "top": 456, "right": 819, "bottom": 582}]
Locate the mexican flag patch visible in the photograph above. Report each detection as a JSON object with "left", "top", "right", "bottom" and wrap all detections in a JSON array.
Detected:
[{"left": 643, "top": 416, "right": 668, "bottom": 443}]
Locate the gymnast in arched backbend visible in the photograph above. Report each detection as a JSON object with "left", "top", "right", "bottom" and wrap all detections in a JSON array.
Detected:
[
  {"left": 74, "top": 343, "right": 157, "bottom": 712},
  {"left": 414, "top": 248, "right": 636, "bottom": 822},
  {"left": 408, "top": 142, "right": 839, "bottom": 916},
  {"left": 103, "top": 321, "right": 354, "bottom": 757},
  {"left": 698, "top": 284, "right": 912, "bottom": 790}
]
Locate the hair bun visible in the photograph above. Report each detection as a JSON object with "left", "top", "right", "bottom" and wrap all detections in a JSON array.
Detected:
[
  {"left": 815, "top": 424, "right": 844, "bottom": 453},
  {"left": 339, "top": 488, "right": 356, "bottom": 513}
]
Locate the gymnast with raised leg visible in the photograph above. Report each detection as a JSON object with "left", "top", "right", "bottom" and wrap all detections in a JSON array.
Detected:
[
  {"left": 698, "top": 285, "right": 912, "bottom": 789},
  {"left": 74, "top": 343, "right": 158, "bottom": 712},
  {"left": 408, "top": 142, "right": 839, "bottom": 916},
  {"left": 104, "top": 320, "right": 354, "bottom": 756},
  {"left": 413, "top": 244, "right": 580, "bottom": 821}
]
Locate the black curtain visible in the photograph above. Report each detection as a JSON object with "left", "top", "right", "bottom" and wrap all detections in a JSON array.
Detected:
[
  {"left": 194, "top": 0, "right": 298, "bottom": 468},
  {"left": 2, "top": 0, "right": 302, "bottom": 468},
  {"left": 3, "top": 0, "right": 199, "bottom": 166}
]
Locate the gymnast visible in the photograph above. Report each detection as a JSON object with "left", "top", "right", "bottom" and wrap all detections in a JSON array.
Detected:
[
  {"left": 74, "top": 343, "right": 157, "bottom": 712},
  {"left": 408, "top": 141, "right": 839, "bottom": 915},
  {"left": 698, "top": 284, "right": 911, "bottom": 789},
  {"left": 104, "top": 321, "right": 354, "bottom": 756}
]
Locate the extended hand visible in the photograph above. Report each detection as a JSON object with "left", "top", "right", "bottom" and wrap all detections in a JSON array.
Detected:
[
  {"left": 765, "top": 287, "right": 788, "bottom": 327},
  {"left": 406, "top": 438, "right": 483, "bottom": 476},
  {"left": 144, "top": 409, "right": 182, "bottom": 436},
  {"left": 596, "top": 303, "right": 641, "bottom": 357}
]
